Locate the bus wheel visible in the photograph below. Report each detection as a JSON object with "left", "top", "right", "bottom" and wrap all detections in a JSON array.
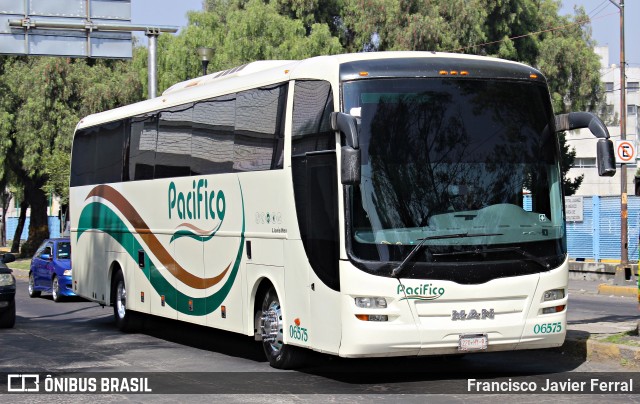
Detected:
[
  {"left": 112, "top": 270, "right": 138, "bottom": 332},
  {"left": 260, "top": 287, "right": 306, "bottom": 369}
]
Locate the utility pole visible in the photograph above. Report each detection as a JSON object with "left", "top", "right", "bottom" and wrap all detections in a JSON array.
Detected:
[{"left": 609, "top": 0, "right": 628, "bottom": 276}]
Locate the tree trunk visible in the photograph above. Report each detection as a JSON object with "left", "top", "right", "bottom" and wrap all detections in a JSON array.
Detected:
[
  {"left": 11, "top": 200, "right": 28, "bottom": 254},
  {"left": 1, "top": 203, "right": 7, "bottom": 247},
  {"left": 20, "top": 178, "right": 49, "bottom": 258}
]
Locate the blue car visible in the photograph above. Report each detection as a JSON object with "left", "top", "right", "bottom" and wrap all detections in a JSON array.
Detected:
[{"left": 28, "top": 238, "right": 75, "bottom": 302}]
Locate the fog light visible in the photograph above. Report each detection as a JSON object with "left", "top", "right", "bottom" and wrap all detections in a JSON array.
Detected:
[
  {"left": 543, "top": 289, "right": 564, "bottom": 301},
  {"left": 543, "top": 305, "right": 566, "bottom": 314},
  {"left": 355, "top": 297, "right": 387, "bottom": 308},
  {"left": 355, "top": 314, "right": 388, "bottom": 321}
]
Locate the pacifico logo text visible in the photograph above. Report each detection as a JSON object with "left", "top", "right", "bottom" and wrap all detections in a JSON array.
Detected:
[{"left": 168, "top": 180, "right": 226, "bottom": 221}]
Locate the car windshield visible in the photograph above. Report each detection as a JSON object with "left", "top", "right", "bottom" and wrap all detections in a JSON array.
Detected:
[
  {"left": 342, "top": 78, "right": 565, "bottom": 279},
  {"left": 57, "top": 242, "right": 71, "bottom": 259}
]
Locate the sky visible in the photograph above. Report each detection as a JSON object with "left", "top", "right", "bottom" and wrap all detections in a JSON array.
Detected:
[
  {"left": 131, "top": 0, "right": 639, "bottom": 67},
  {"left": 560, "top": 0, "right": 639, "bottom": 67},
  {"left": 130, "top": 0, "right": 203, "bottom": 42}
]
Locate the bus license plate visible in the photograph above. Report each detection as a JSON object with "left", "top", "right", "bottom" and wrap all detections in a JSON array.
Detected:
[{"left": 458, "top": 334, "right": 488, "bottom": 351}]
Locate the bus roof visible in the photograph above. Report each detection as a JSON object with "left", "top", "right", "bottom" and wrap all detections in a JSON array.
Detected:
[{"left": 76, "top": 51, "right": 539, "bottom": 130}]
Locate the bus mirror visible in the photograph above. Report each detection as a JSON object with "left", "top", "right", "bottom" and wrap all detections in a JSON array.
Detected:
[
  {"left": 554, "top": 112, "right": 609, "bottom": 139},
  {"left": 331, "top": 112, "right": 359, "bottom": 149},
  {"left": 555, "top": 112, "right": 615, "bottom": 177},
  {"left": 341, "top": 146, "right": 361, "bottom": 185},
  {"left": 596, "top": 139, "right": 616, "bottom": 177}
]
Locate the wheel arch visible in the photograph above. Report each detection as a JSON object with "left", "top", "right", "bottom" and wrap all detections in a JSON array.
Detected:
[
  {"left": 250, "top": 276, "right": 284, "bottom": 339},
  {"left": 107, "top": 260, "right": 124, "bottom": 306}
]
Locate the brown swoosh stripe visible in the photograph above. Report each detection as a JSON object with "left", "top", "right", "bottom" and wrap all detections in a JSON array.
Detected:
[
  {"left": 176, "top": 222, "right": 219, "bottom": 235},
  {"left": 86, "top": 185, "right": 230, "bottom": 289}
]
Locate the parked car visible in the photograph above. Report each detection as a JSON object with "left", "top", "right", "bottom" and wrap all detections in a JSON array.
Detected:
[
  {"left": 28, "top": 238, "right": 75, "bottom": 302},
  {"left": 0, "top": 252, "right": 17, "bottom": 328}
]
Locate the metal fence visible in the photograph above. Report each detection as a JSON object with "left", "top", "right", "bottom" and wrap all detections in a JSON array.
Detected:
[
  {"left": 4, "top": 216, "right": 62, "bottom": 243},
  {"left": 566, "top": 195, "right": 640, "bottom": 263}
]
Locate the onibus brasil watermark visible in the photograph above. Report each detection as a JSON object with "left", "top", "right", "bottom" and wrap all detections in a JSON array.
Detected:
[{"left": 7, "top": 374, "right": 151, "bottom": 393}]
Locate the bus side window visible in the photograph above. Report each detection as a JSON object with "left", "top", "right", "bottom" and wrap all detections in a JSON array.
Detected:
[
  {"left": 234, "top": 84, "right": 288, "bottom": 172},
  {"left": 155, "top": 104, "right": 194, "bottom": 179},
  {"left": 291, "top": 80, "right": 335, "bottom": 155},
  {"left": 70, "top": 128, "right": 97, "bottom": 187},
  {"left": 192, "top": 94, "right": 236, "bottom": 175},
  {"left": 95, "top": 120, "right": 127, "bottom": 184},
  {"left": 129, "top": 115, "right": 158, "bottom": 181}
]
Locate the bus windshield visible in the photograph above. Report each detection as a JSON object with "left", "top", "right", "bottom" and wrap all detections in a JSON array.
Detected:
[{"left": 343, "top": 78, "right": 566, "bottom": 281}]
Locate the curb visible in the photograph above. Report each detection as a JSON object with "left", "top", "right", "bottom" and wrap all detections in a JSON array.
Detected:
[
  {"left": 597, "top": 283, "right": 638, "bottom": 298},
  {"left": 564, "top": 330, "right": 640, "bottom": 368}
]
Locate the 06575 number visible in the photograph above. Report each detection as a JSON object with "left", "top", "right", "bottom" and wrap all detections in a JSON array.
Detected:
[
  {"left": 289, "top": 325, "right": 308, "bottom": 342},
  {"left": 534, "top": 322, "right": 562, "bottom": 334}
]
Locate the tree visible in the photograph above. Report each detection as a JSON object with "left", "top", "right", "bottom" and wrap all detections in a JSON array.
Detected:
[
  {"left": 0, "top": 57, "right": 143, "bottom": 256},
  {"left": 145, "top": 0, "right": 343, "bottom": 94},
  {"left": 340, "top": 0, "right": 488, "bottom": 52}
]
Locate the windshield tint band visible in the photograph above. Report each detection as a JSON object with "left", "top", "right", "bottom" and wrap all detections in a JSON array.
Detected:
[{"left": 339, "top": 58, "right": 545, "bottom": 82}]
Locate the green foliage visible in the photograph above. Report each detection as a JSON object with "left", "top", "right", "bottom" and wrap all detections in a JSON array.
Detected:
[
  {"left": 341, "top": 0, "right": 487, "bottom": 53},
  {"left": 0, "top": 56, "right": 142, "bottom": 211},
  {"left": 558, "top": 131, "right": 583, "bottom": 196},
  {"left": 150, "top": 0, "right": 342, "bottom": 93}
]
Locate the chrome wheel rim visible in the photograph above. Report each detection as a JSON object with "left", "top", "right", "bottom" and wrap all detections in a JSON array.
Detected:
[
  {"left": 262, "top": 299, "right": 283, "bottom": 354},
  {"left": 28, "top": 274, "right": 34, "bottom": 294},
  {"left": 52, "top": 277, "right": 59, "bottom": 300},
  {"left": 116, "top": 281, "right": 126, "bottom": 319}
]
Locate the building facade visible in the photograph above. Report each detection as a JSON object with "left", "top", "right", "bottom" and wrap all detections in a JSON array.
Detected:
[{"left": 566, "top": 46, "right": 640, "bottom": 196}]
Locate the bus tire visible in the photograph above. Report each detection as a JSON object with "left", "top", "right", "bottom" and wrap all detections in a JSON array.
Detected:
[
  {"left": 260, "top": 286, "right": 306, "bottom": 369},
  {"left": 112, "top": 270, "right": 138, "bottom": 332}
]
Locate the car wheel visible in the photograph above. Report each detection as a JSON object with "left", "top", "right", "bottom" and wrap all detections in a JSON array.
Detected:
[
  {"left": 0, "top": 300, "right": 16, "bottom": 328},
  {"left": 52, "top": 275, "right": 62, "bottom": 302},
  {"left": 28, "top": 273, "right": 41, "bottom": 298},
  {"left": 112, "top": 270, "right": 138, "bottom": 332},
  {"left": 260, "top": 286, "right": 306, "bottom": 369}
]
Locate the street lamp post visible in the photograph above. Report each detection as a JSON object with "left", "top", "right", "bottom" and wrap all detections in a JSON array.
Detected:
[{"left": 197, "top": 47, "right": 214, "bottom": 76}]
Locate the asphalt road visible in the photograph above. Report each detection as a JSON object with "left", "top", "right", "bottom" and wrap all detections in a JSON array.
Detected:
[{"left": 0, "top": 277, "right": 638, "bottom": 403}]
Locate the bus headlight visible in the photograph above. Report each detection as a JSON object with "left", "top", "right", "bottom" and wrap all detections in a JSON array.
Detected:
[
  {"left": 543, "top": 289, "right": 564, "bottom": 301},
  {"left": 542, "top": 288, "right": 565, "bottom": 314},
  {"left": 355, "top": 297, "right": 387, "bottom": 309},
  {"left": 0, "top": 274, "right": 15, "bottom": 286}
]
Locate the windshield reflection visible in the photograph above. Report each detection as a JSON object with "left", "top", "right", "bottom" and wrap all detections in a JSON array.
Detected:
[{"left": 343, "top": 78, "right": 565, "bottom": 276}]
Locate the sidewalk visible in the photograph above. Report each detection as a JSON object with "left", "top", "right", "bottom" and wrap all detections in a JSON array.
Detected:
[{"left": 566, "top": 278, "right": 639, "bottom": 368}]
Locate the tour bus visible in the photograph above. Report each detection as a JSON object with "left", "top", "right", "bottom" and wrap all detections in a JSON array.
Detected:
[{"left": 70, "top": 51, "right": 615, "bottom": 368}]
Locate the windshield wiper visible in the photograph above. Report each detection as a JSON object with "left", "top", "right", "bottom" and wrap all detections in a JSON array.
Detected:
[
  {"left": 391, "top": 232, "right": 504, "bottom": 278},
  {"left": 432, "top": 246, "right": 551, "bottom": 270}
]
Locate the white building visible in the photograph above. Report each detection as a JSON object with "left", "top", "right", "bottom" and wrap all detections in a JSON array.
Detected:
[{"left": 566, "top": 46, "right": 640, "bottom": 196}]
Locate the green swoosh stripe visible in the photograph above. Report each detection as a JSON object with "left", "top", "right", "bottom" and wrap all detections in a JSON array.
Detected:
[{"left": 77, "top": 189, "right": 245, "bottom": 317}]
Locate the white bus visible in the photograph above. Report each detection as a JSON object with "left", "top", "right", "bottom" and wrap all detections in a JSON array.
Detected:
[{"left": 70, "top": 51, "right": 615, "bottom": 369}]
